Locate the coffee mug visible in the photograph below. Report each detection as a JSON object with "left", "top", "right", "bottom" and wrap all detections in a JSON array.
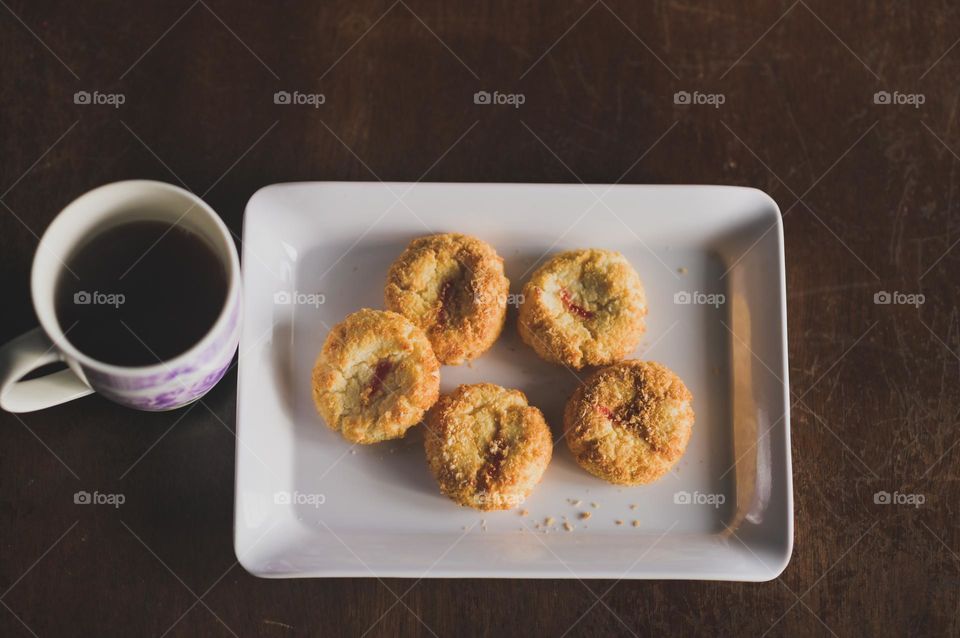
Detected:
[{"left": 0, "top": 180, "right": 241, "bottom": 412}]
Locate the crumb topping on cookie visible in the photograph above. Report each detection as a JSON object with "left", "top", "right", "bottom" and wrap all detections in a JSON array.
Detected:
[
  {"left": 564, "top": 360, "right": 693, "bottom": 485},
  {"left": 424, "top": 383, "right": 552, "bottom": 510},
  {"left": 312, "top": 309, "right": 440, "bottom": 444},
  {"left": 385, "top": 233, "right": 509, "bottom": 365},
  {"left": 518, "top": 249, "right": 646, "bottom": 369}
]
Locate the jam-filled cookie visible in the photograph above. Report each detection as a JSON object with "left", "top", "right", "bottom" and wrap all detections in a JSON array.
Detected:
[
  {"left": 518, "top": 249, "right": 646, "bottom": 369},
  {"left": 385, "top": 233, "right": 509, "bottom": 365},
  {"left": 312, "top": 309, "right": 440, "bottom": 444},
  {"left": 564, "top": 360, "right": 693, "bottom": 485},
  {"left": 424, "top": 383, "right": 552, "bottom": 510}
]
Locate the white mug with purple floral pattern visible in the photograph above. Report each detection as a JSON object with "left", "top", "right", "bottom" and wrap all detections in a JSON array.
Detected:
[{"left": 0, "top": 180, "right": 241, "bottom": 412}]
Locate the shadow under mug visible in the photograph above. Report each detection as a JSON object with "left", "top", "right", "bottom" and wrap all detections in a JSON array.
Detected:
[{"left": 0, "top": 180, "right": 241, "bottom": 413}]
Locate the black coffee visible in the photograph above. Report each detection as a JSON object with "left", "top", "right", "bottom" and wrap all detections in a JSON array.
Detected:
[{"left": 54, "top": 220, "right": 227, "bottom": 367}]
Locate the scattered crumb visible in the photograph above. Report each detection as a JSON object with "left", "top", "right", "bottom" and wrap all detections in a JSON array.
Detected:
[
  {"left": 568, "top": 498, "right": 582, "bottom": 506},
  {"left": 615, "top": 520, "right": 624, "bottom": 526},
  {"left": 350, "top": 449, "right": 357, "bottom": 455},
  {"left": 563, "top": 522, "right": 573, "bottom": 532},
  {"left": 578, "top": 512, "right": 592, "bottom": 521},
  {"left": 629, "top": 504, "right": 638, "bottom": 510},
  {"left": 590, "top": 502, "right": 599, "bottom": 509},
  {"left": 519, "top": 509, "right": 529, "bottom": 517},
  {"left": 632, "top": 520, "right": 641, "bottom": 527},
  {"left": 545, "top": 517, "right": 555, "bottom": 526},
  {"left": 462, "top": 526, "right": 467, "bottom": 531},
  {"left": 678, "top": 266, "right": 688, "bottom": 275}
]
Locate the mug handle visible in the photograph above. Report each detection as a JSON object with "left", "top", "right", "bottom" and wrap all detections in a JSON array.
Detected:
[{"left": 0, "top": 327, "right": 93, "bottom": 413}]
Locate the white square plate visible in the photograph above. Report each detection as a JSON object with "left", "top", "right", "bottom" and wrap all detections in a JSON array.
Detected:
[{"left": 235, "top": 182, "right": 792, "bottom": 580}]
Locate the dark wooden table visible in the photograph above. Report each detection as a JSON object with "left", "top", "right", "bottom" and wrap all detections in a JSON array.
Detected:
[{"left": 2, "top": 1, "right": 957, "bottom": 635}]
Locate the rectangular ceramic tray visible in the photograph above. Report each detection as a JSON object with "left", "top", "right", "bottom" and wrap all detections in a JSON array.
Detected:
[{"left": 235, "top": 182, "right": 792, "bottom": 580}]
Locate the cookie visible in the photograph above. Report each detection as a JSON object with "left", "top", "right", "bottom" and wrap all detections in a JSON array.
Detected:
[
  {"left": 518, "top": 249, "right": 646, "bottom": 369},
  {"left": 385, "top": 233, "right": 509, "bottom": 365},
  {"left": 312, "top": 309, "right": 440, "bottom": 444},
  {"left": 424, "top": 383, "right": 553, "bottom": 511},
  {"left": 563, "top": 360, "right": 693, "bottom": 485}
]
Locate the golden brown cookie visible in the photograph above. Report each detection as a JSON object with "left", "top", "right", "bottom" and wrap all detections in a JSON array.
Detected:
[
  {"left": 563, "top": 360, "right": 693, "bottom": 485},
  {"left": 385, "top": 233, "right": 510, "bottom": 365},
  {"left": 518, "top": 249, "right": 646, "bottom": 369},
  {"left": 424, "top": 383, "right": 553, "bottom": 511},
  {"left": 312, "top": 309, "right": 440, "bottom": 444}
]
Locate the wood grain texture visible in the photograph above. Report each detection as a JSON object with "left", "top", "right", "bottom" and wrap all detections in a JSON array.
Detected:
[{"left": 1, "top": 0, "right": 958, "bottom": 635}]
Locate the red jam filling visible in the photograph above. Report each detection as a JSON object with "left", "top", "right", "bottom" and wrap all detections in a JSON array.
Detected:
[
  {"left": 436, "top": 280, "right": 456, "bottom": 326},
  {"left": 366, "top": 359, "right": 393, "bottom": 398},
  {"left": 560, "top": 287, "right": 594, "bottom": 319}
]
